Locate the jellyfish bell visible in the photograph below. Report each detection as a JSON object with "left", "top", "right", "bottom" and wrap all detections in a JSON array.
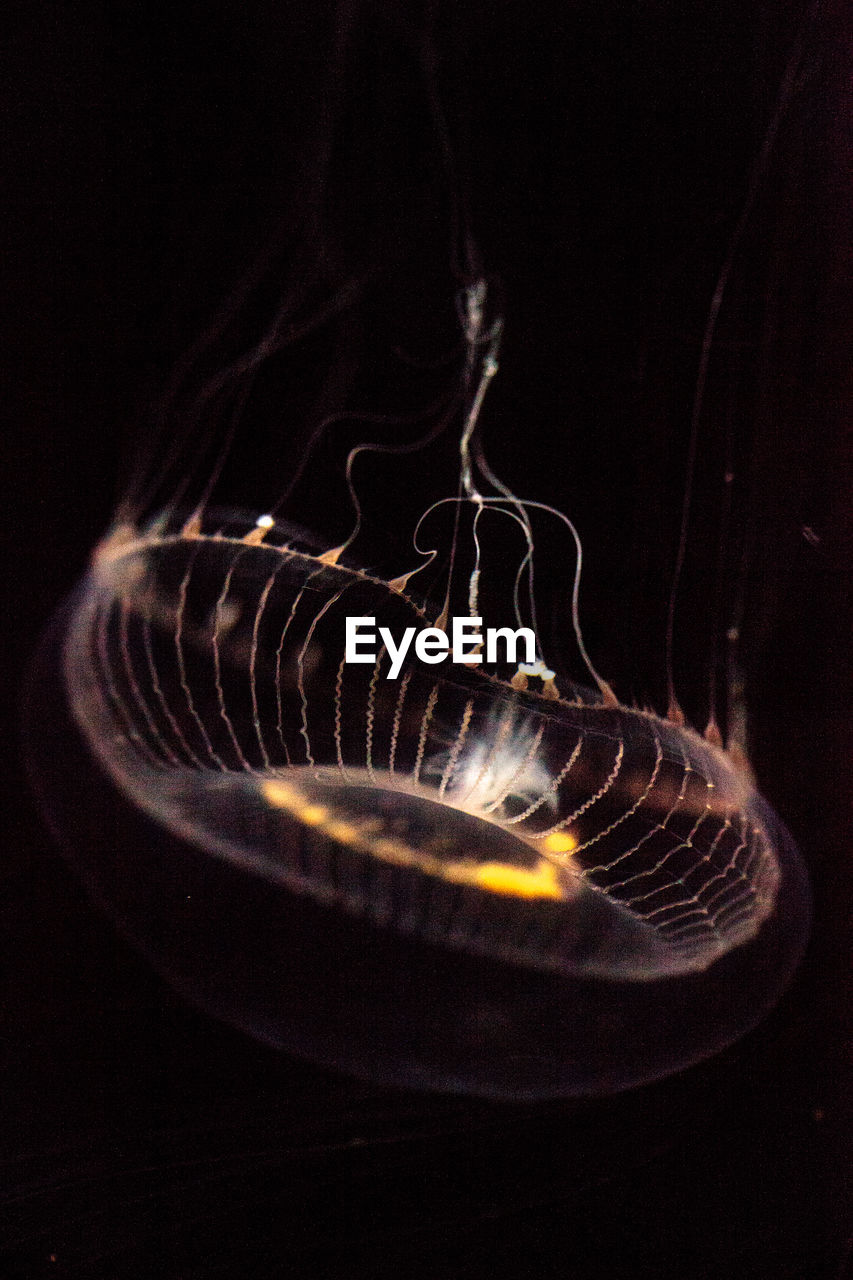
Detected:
[{"left": 27, "top": 400, "right": 810, "bottom": 1097}]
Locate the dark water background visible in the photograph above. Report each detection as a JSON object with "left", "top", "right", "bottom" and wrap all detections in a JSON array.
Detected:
[{"left": 4, "top": 1, "right": 852, "bottom": 1275}]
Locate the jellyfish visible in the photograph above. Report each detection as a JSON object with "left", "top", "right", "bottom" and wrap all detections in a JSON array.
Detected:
[{"left": 26, "top": 1, "right": 812, "bottom": 1100}]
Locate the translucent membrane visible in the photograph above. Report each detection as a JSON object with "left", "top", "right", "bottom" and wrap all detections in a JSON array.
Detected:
[{"left": 32, "top": 514, "right": 810, "bottom": 1098}]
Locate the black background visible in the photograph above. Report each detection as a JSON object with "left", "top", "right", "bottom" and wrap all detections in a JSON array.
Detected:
[{"left": 4, "top": 1, "right": 852, "bottom": 1276}]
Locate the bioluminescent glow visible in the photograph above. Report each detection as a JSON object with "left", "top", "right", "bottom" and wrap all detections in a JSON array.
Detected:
[{"left": 27, "top": 6, "right": 812, "bottom": 1099}]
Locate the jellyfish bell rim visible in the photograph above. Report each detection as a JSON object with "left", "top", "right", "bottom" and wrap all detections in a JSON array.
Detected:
[{"left": 24, "top": 576, "right": 811, "bottom": 1101}]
